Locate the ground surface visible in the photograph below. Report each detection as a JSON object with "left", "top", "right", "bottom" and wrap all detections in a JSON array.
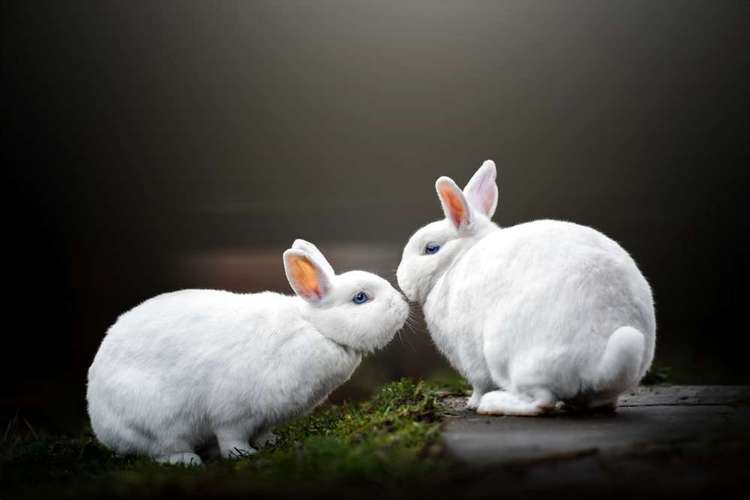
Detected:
[
  {"left": 441, "top": 385, "right": 750, "bottom": 498},
  {"left": 2, "top": 383, "right": 749, "bottom": 499},
  {"left": 0, "top": 380, "right": 448, "bottom": 500}
]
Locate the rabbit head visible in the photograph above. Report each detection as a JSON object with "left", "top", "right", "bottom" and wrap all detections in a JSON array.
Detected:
[
  {"left": 397, "top": 160, "right": 499, "bottom": 303},
  {"left": 284, "top": 239, "right": 408, "bottom": 352}
]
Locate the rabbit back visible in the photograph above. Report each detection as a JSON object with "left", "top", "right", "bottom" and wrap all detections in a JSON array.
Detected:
[{"left": 425, "top": 219, "right": 655, "bottom": 401}]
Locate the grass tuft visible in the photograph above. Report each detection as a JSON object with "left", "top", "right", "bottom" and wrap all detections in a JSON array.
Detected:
[
  {"left": 641, "top": 365, "right": 672, "bottom": 385},
  {"left": 0, "top": 379, "right": 458, "bottom": 499}
]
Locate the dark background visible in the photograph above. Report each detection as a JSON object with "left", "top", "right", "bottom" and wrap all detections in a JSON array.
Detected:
[{"left": 3, "top": 0, "right": 749, "bottom": 430}]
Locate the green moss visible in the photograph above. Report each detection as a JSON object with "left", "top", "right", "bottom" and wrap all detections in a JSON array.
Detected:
[
  {"left": 426, "top": 369, "right": 472, "bottom": 395},
  {"left": 641, "top": 365, "right": 672, "bottom": 385},
  {"left": 0, "top": 379, "right": 456, "bottom": 499}
]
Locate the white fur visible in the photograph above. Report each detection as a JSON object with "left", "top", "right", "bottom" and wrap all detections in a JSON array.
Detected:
[
  {"left": 397, "top": 160, "right": 655, "bottom": 416},
  {"left": 87, "top": 240, "right": 408, "bottom": 464}
]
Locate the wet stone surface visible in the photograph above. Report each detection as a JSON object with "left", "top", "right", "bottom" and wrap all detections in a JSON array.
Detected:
[{"left": 439, "top": 386, "right": 750, "bottom": 498}]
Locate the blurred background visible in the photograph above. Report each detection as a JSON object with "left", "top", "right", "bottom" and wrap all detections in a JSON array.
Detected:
[{"left": 3, "top": 0, "right": 749, "bottom": 431}]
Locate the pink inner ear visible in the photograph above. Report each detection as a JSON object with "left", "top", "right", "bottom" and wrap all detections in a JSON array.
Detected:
[
  {"left": 475, "top": 176, "right": 495, "bottom": 215},
  {"left": 289, "top": 255, "right": 322, "bottom": 300},
  {"left": 439, "top": 185, "right": 466, "bottom": 226}
]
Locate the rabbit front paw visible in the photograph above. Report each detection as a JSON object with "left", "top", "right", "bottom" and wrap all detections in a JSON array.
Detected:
[
  {"left": 253, "top": 430, "right": 278, "bottom": 449},
  {"left": 156, "top": 452, "right": 203, "bottom": 466},
  {"left": 220, "top": 443, "right": 257, "bottom": 459},
  {"left": 466, "top": 389, "right": 484, "bottom": 410},
  {"left": 217, "top": 429, "right": 258, "bottom": 459}
]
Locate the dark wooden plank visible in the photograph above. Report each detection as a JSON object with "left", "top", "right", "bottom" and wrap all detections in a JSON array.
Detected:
[{"left": 441, "top": 386, "right": 750, "bottom": 466}]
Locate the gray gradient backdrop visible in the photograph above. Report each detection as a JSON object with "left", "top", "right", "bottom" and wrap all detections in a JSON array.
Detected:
[{"left": 3, "top": 1, "right": 749, "bottom": 425}]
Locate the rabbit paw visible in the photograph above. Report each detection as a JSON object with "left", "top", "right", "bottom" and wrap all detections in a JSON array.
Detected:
[
  {"left": 466, "top": 390, "right": 484, "bottom": 410},
  {"left": 220, "top": 444, "right": 257, "bottom": 459},
  {"left": 217, "top": 430, "right": 258, "bottom": 459},
  {"left": 476, "top": 390, "right": 555, "bottom": 417},
  {"left": 253, "top": 431, "right": 278, "bottom": 449},
  {"left": 156, "top": 452, "right": 203, "bottom": 466}
]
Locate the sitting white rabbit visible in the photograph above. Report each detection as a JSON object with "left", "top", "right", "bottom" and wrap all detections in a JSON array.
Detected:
[
  {"left": 87, "top": 239, "right": 408, "bottom": 464},
  {"left": 397, "top": 161, "right": 655, "bottom": 415}
]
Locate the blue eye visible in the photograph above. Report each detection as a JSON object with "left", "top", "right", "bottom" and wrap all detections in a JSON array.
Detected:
[
  {"left": 352, "top": 291, "right": 369, "bottom": 304},
  {"left": 424, "top": 242, "right": 441, "bottom": 255}
]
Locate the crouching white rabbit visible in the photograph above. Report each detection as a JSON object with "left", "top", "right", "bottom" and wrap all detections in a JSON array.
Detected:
[
  {"left": 397, "top": 160, "right": 655, "bottom": 416},
  {"left": 87, "top": 240, "right": 408, "bottom": 465}
]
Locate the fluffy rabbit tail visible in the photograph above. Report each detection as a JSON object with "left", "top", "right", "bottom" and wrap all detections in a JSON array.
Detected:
[{"left": 592, "top": 326, "right": 645, "bottom": 394}]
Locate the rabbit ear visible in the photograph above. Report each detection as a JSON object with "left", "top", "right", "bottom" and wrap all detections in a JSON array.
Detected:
[
  {"left": 436, "top": 176, "right": 472, "bottom": 230},
  {"left": 463, "top": 160, "right": 498, "bottom": 217},
  {"left": 292, "top": 239, "right": 336, "bottom": 277},
  {"left": 283, "top": 249, "right": 333, "bottom": 303}
]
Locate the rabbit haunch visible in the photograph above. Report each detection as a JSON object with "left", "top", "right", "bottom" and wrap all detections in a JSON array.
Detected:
[
  {"left": 87, "top": 240, "right": 408, "bottom": 465},
  {"left": 397, "top": 160, "right": 655, "bottom": 416}
]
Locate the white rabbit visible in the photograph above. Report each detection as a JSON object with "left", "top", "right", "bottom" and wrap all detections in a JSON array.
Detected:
[
  {"left": 397, "top": 160, "right": 655, "bottom": 416},
  {"left": 87, "top": 239, "right": 408, "bottom": 465}
]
